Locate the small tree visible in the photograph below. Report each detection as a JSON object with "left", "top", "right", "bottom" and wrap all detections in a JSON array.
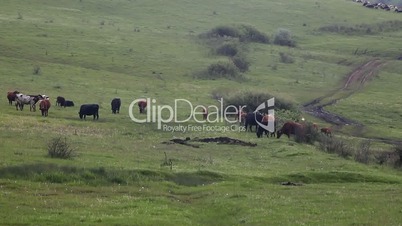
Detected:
[{"left": 47, "top": 136, "right": 76, "bottom": 159}]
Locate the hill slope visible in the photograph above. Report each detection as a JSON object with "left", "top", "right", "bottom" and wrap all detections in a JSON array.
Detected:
[{"left": 1, "top": 0, "right": 402, "bottom": 225}]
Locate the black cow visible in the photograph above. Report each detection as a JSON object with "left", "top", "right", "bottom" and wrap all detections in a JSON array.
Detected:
[
  {"left": 64, "top": 100, "right": 74, "bottom": 107},
  {"left": 256, "top": 116, "right": 276, "bottom": 138},
  {"left": 56, "top": 96, "right": 66, "bottom": 107},
  {"left": 79, "top": 104, "right": 99, "bottom": 120},
  {"left": 244, "top": 112, "right": 263, "bottom": 132},
  {"left": 111, "top": 98, "right": 121, "bottom": 114}
]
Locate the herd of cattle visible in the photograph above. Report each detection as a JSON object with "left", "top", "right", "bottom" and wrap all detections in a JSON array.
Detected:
[
  {"left": 354, "top": 0, "right": 402, "bottom": 12},
  {"left": 6, "top": 91, "right": 147, "bottom": 120},
  {"left": 237, "top": 111, "right": 332, "bottom": 139},
  {"left": 6, "top": 90, "right": 331, "bottom": 140}
]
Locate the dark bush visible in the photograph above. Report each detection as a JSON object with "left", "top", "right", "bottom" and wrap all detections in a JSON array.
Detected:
[
  {"left": 207, "top": 62, "right": 238, "bottom": 78},
  {"left": 194, "top": 62, "right": 243, "bottom": 81},
  {"left": 47, "top": 136, "right": 76, "bottom": 159},
  {"left": 238, "top": 25, "right": 270, "bottom": 43},
  {"left": 354, "top": 140, "right": 372, "bottom": 164},
  {"left": 393, "top": 143, "right": 402, "bottom": 168},
  {"left": 279, "top": 52, "right": 295, "bottom": 64},
  {"left": 373, "top": 143, "right": 402, "bottom": 168},
  {"left": 208, "top": 25, "right": 240, "bottom": 38},
  {"left": 318, "top": 136, "right": 353, "bottom": 158},
  {"left": 216, "top": 43, "right": 238, "bottom": 56},
  {"left": 273, "top": 28, "right": 296, "bottom": 47},
  {"left": 231, "top": 55, "right": 250, "bottom": 72},
  {"left": 295, "top": 123, "right": 320, "bottom": 144},
  {"left": 201, "top": 24, "right": 270, "bottom": 44}
]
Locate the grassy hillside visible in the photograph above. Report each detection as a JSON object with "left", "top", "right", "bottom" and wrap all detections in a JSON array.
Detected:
[{"left": 1, "top": 0, "right": 402, "bottom": 225}]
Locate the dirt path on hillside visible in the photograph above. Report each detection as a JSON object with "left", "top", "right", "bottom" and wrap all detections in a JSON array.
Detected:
[{"left": 302, "top": 59, "right": 385, "bottom": 126}]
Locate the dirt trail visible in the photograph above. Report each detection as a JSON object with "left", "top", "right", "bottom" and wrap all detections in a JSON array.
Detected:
[{"left": 302, "top": 59, "right": 385, "bottom": 126}]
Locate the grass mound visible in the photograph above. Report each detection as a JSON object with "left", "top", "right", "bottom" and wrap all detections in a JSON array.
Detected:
[{"left": 0, "top": 163, "right": 224, "bottom": 186}]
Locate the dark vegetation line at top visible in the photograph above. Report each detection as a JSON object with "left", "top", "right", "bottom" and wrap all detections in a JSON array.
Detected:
[
  {"left": 194, "top": 24, "right": 296, "bottom": 81},
  {"left": 318, "top": 20, "right": 402, "bottom": 35}
]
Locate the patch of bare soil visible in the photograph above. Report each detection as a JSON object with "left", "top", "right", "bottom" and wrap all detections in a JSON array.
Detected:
[
  {"left": 162, "top": 138, "right": 200, "bottom": 148},
  {"left": 280, "top": 181, "right": 303, "bottom": 186},
  {"left": 162, "top": 137, "right": 257, "bottom": 148},
  {"left": 193, "top": 137, "right": 257, "bottom": 147}
]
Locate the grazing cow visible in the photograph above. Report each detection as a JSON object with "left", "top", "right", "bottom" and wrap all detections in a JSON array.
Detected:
[
  {"left": 244, "top": 112, "right": 263, "bottom": 132},
  {"left": 256, "top": 114, "right": 276, "bottom": 138},
  {"left": 236, "top": 110, "right": 247, "bottom": 123},
  {"left": 202, "top": 107, "right": 208, "bottom": 120},
  {"left": 321, "top": 127, "right": 332, "bottom": 137},
  {"left": 277, "top": 121, "right": 304, "bottom": 139},
  {"left": 312, "top": 123, "right": 319, "bottom": 130},
  {"left": 79, "top": 104, "right": 99, "bottom": 120},
  {"left": 64, "top": 100, "right": 75, "bottom": 107},
  {"left": 7, "top": 91, "right": 20, "bottom": 105},
  {"left": 234, "top": 108, "right": 247, "bottom": 123},
  {"left": 15, "top": 93, "right": 42, "bottom": 111},
  {"left": 138, "top": 100, "right": 147, "bottom": 114},
  {"left": 39, "top": 99, "right": 51, "bottom": 117},
  {"left": 56, "top": 96, "right": 66, "bottom": 107},
  {"left": 111, "top": 98, "right": 121, "bottom": 114}
]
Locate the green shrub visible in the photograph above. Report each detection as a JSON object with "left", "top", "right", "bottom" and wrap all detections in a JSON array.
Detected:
[
  {"left": 354, "top": 140, "right": 372, "bottom": 164},
  {"left": 216, "top": 43, "right": 238, "bottom": 56},
  {"left": 273, "top": 28, "right": 296, "bottom": 47},
  {"left": 238, "top": 24, "right": 270, "bottom": 43},
  {"left": 294, "top": 123, "right": 320, "bottom": 144},
  {"left": 318, "top": 136, "right": 353, "bottom": 158},
  {"left": 194, "top": 62, "right": 244, "bottom": 81},
  {"left": 208, "top": 25, "right": 239, "bottom": 38},
  {"left": 231, "top": 55, "right": 250, "bottom": 72},
  {"left": 279, "top": 52, "right": 295, "bottom": 64},
  {"left": 47, "top": 136, "right": 76, "bottom": 159},
  {"left": 201, "top": 24, "right": 269, "bottom": 44}
]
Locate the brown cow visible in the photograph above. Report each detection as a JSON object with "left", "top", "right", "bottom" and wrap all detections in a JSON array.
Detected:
[
  {"left": 320, "top": 127, "right": 332, "bottom": 137},
  {"left": 39, "top": 99, "right": 51, "bottom": 117},
  {"left": 7, "top": 91, "right": 20, "bottom": 105},
  {"left": 138, "top": 100, "right": 147, "bottom": 114},
  {"left": 257, "top": 114, "right": 276, "bottom": 138},
  {"left": 277, "top": 121, "right": 304, "bottom": 139}
]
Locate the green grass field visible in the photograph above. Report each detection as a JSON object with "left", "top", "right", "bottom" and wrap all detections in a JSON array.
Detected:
[{"left": 1, "top": 0, "right": 402, "bottom": 225}]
